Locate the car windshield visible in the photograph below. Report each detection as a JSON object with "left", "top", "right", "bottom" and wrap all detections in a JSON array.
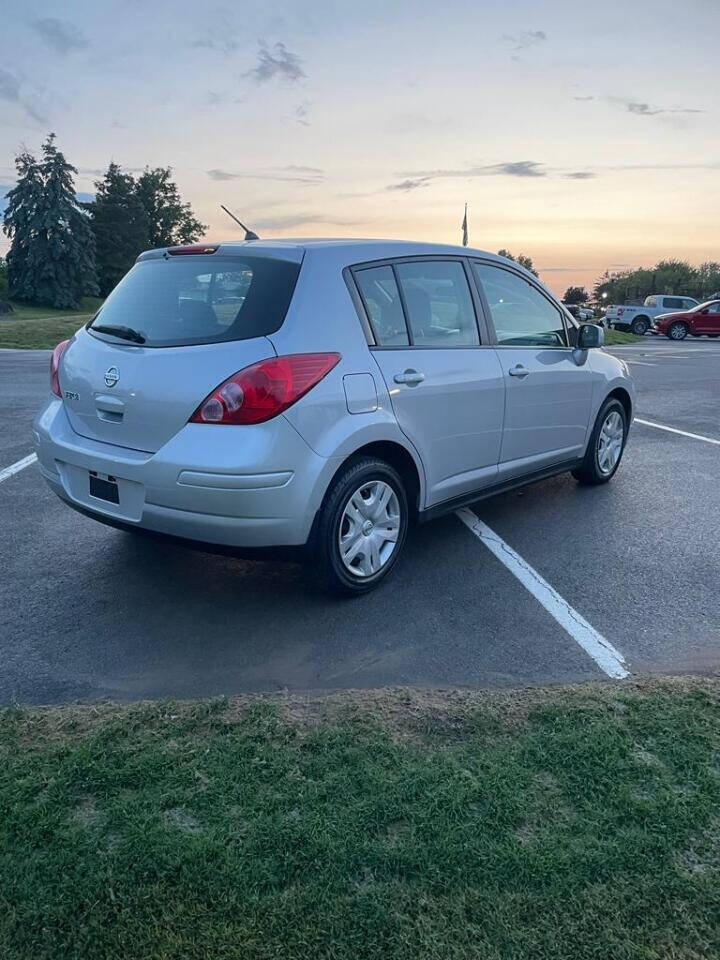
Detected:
[{"left": 88, "top": 255, "right": 301, "bottom": 347}]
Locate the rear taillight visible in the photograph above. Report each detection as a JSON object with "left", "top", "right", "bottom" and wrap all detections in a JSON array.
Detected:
[
  {"left": 50, "top": 339, "right": 71, "bottom": 397},
  {"left": 189, "top": 353, "right": 341, "bottom": 425}
]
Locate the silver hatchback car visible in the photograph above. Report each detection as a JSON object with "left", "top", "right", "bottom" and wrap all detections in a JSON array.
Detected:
[{"left": 35, "top": 239, "right": 634, "bottom": 594}]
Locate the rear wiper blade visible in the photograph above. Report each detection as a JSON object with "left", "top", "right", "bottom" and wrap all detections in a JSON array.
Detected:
[{"left": 91, "top": 324, "right": 146, "bottom": 344}]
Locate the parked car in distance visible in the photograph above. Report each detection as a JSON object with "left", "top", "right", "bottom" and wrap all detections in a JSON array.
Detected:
[
  {"left": 605, "top": 295, "right": 699, "bottom": 335},
  {"left": 561, "top": 302, "right": 593, "bottom": 322},
  {"left": 35, "top": 239, "right": 635, "bottom": 595},
  {"left": 651, "top": 299, "right": 720, "bottom": 339}
]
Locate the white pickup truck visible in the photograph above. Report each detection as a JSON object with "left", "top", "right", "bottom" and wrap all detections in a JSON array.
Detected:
[{"left": 605, "top": 295, "right": 699, "bottom": 335}]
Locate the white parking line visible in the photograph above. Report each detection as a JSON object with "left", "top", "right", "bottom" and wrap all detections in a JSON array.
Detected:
[
  {"left": 0, "top": 453, "right": 37, "bottom": 484},
  {"left": 635, "top": 419, "right": 720, "bottom": 446},
  {"left": 455, "top": 508, "right": 629, "bottom": 679},
  {"left": 623, "top": 360, "right": 656, "bottom": 367}
]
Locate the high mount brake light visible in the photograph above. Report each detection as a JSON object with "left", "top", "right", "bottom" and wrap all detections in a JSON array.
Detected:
[
  {"left": 190, "top": 353, "right": 341, "bottom": 425},
  {"left": 50, "top": 339, "right": 71, "bottom": 397},
  {"left": 167, "top": 245, "right": 219, "bottom": 256}
]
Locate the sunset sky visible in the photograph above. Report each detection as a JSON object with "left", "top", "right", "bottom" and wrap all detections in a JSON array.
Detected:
[{"left": 1, "top": 0, "right": 718, "bottom": 295}]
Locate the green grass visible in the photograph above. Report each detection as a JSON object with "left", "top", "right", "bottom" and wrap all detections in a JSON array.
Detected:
[
  {"left": 2, "top": 680, "right": 720, "bottom": 959},
  {"left": 603, "top": 329, "right": 645, "bottom": 345},
  {"left": 0, "top": 298, "right": 103, "bottom": 349}
]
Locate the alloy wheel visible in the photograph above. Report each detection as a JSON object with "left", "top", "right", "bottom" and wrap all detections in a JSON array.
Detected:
[
  {"left": 338, "top": 480, "right": 401, "bottom": 578},
  {"left": 597, "top": 410, "right": 624, "bottom": 476},
  {"left": 669, "top": 323, "right": 687, "bottom": 340}
]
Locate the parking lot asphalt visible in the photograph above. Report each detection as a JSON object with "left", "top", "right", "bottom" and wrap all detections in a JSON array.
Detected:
[{"left": 2, "top": 337, "right": 719, "bottom": 705}]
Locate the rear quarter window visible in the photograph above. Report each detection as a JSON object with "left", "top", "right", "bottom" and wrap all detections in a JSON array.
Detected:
[{"left": 89, "top": 256, "right": 301, "bottom": 347}]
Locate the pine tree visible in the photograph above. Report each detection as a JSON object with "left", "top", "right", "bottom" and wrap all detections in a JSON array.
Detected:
[
  {"left": 135, "top": 167, "right": 206, "bottom": 248},
  {"left": 2, "top": 150, "right": 46, "bottom": 302},
  {"left": 89, "top": 163, "right": 149, "bottom": 296},
  {"left": 2, "top": 134, "right": 98, "bottom": 308}
]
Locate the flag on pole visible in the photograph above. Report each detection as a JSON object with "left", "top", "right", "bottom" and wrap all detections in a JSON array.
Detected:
[{"left": 461, "top": 203, "right": 468, "bottom": 247}]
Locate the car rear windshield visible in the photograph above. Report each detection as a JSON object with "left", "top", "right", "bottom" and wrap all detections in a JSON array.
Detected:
[{"left": 88, "top": 255, "right": 301, "bottom": 347}]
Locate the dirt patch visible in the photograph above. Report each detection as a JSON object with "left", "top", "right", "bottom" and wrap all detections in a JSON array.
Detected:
[
  {"left": 677, "top": 817, "right": 720, "bottom": 876},
  {"left": 73, "top": 796, "right": 101, "bottom": 828},
  {"left": 165, "top": 808, "right": 202, "bottom": 834}
]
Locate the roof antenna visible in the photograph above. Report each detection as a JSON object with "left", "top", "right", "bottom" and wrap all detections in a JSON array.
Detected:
[{"left": 220, "top": 204, "right": 259, "bottom": 241}]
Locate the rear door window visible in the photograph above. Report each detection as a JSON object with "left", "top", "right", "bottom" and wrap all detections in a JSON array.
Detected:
[
  {"left": 354, "top": 265, "right": 410, "bottom": 346},
  {"left": 89, "top": 256, "right": 300, "bottom": 347},
  {"left": 394, "top": 260, "right": 479, "bottom": 346}
]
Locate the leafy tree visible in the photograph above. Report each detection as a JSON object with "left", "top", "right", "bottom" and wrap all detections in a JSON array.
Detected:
[
  {"left": 562, "top": 286, "right": 589, "bottom": 304},
  {"left": 497, "top": 248, "right": 539, "bottom": 277},
  {"left": 697, "top": 261, "right": 720, "bottom": 300},
  {"left": 653, "top": 259, "right": 696, "bottom": 296},
  {"left": 2, "top": 134, "right": 98, "bottom": 308},
  {"left": 89, "top": 163, "right": 149, "bottom": 296},
  {"left": 593, "top": 259, "right": 715, "bottom": 305},
  {"left": 135, "top": 167, "right": 206, "bottom": 248}
]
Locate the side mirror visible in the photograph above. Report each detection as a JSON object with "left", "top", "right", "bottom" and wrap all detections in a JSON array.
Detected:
[
  {"left": 701, "top": 308, "right": 709, "bottom": 315},
  {"left": 577, "top": 323, "right": 604, "bottom": 349}
]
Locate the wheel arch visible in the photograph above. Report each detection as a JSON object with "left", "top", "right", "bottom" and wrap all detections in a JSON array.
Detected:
[
  {"left": 331, "top": 440, "right": 423, "bottom": 515},
  {"left": 606, "top": 387, "right": 632, "bottom": 424}
]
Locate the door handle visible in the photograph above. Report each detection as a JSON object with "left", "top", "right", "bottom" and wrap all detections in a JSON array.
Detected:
[
  {"left": 508, "top": 364, "right": 530, "bottom": 379},
  {"left": 394, "top": 369, "right": 425, "bottom": 385}
]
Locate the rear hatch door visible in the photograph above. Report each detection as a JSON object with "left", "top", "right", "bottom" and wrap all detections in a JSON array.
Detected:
[
  {"left": 59, "top": 248, "right": 302, "bottom": 453},
  {"left": 60, "top": 330, "right": 276, "bottom": 453}
]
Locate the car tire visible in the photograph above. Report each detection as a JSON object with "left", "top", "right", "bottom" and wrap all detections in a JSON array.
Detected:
[
  {"left": 667, "top": 321, "right": 688, "bottom": 340},
  {"left": 572, "top": 398, "right": 628, "bottom": 486},
  {"left": 310, "top": 457, "right": 409, "bottom": 596},
  {"left": 630, "top": 316, "right": 650, "bottom": 335}
]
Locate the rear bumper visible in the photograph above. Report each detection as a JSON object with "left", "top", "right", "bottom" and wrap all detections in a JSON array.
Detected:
[{"left": 34, "top": 399, "right": 340, "bottom": 548}]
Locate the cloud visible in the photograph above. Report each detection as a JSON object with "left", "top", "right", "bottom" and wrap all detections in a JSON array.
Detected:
[
  {"left": 32, "top": 17, "right": 87, "bottom": 55},
  {"left": 192, "top": 25, "right": 240, "bottom": 55},
  {"left": 388, "top": 160, "right": 600, "bottom": 190},
  {"left": 0, "top": 67, "right": 48, "bottom": 124},
  {"left": 493, "top": 161, "right": 545, "bottom": 177},
  {"left": 575, "top": 94, "right": 704, "bottom": 117},
  {"left": 244, "top": 42, "right": 305, "bottom": 83},
  {"left": 386, "top": 178, "right": 430, "bottom": 192},
  {"left": 284, "top": 165, "right": 323, "bottom": 175},
  {"left": 598, "top": 96, "right": 705, "bottom": 117},
  {"left": 251, "top": 213, "right": 360, "bottom": 230},
  {"left": 0, "top": 69, "right": 20, "bottom": 102},
  {"left": 607, "top": 161, "right": 720, "bottom": 171},
  {"left": 293, "top": 101, "right": 311, "bottom": 126},
  {"left": 396, "top": 161, "right": 547, "bottom": 185},
  {"left": 628, "top": 100, "right": 703, "bottom": 116},
  {"left": 502, "top": 29, "right": 547, "bottom": 53},
  {"left": 207, "top": 166, "right": 324, "bottom": 184}
]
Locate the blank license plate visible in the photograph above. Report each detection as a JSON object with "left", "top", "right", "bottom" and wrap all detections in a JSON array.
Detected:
[{"left": 89, "top": 473, "right": 120, "bottom": 504}]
